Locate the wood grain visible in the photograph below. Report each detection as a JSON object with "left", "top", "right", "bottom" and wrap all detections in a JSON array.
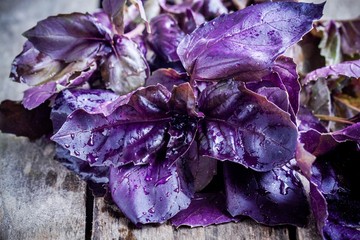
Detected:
[
  {"left": 0, "top": 1, "right": 98, "bottom": 240},
  {"left": 0, "top": 135, "right": 86, "bottom": 240},
  {"left": 92, "top": 198, "right": 291, "bottom": 240}
]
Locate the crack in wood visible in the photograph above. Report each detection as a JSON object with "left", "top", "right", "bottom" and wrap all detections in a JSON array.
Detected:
[
  {"left": 288, "top": 226, "right": 298, "bottom": 240},
  {"left": 86, "top": 184, "right": 95, "bottom": 240}
]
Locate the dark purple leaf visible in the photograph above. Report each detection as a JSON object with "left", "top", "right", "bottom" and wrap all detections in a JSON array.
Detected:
[
  {"left": 246, "top": 57, "right": 299, "bottom": 122},
  {"left": 101, "top": 35, "right": 149, "bottom": 95},
  {"left": 102, "top": 0, "right": 126, "bottom": 34},
  {"left": 272, "top": 56, "right": 300, "bottom": 115},
  {"left": 339, "top": 18, "right": 360, "bottom": 57},
  {"left": 303, "top": 59, "right": 360, "bottom": 85},
  {"left": 147, "top": 14, "right": 185, "bottom": 62},
  {"left": 299, "top": 129, "right": 338, "bottom": 157},
  {"left": 23, "top": 13, "right": 110, "bottom": 62},
  {"left": 297, "top": 107, "right": 335, "bottom": 157},
  {"left": 131, "top": 35, "right": 148, "bottom": 57},
  {"left": 22, "top": 59, "right": 97, "bottom": 110},
  {"left": 22, "top": 82, "right": 57, "bottom": 110},
  {"left": 224, "top": 162, "right": 309, "bottom": 226},
  {"left": 50, "top": 89, "right": 118, "bottom": 196},
  {"left": 332, "top": 123, "right": 360, "bottom": 146},
  {"left": 297, "top": 107, "right": 360, "bottom": 156},
  {"left": 0, "top": 100, "right": 52, "bottom": 140},
  {"left": 297, "top": 106, "right": 328, "bottom": 133},
  {"left": 323, "top": 222, "right": 360, "bottom": 240},
  {"left": 251, "top": 86, "right": 289, "bottom": 114},
  {"left": 145, "top": 68, "right": 188, "bottom": 91},
  {"left": 198, "top": 80, "right": 297, "bottom": 171},
  {"left": 171, "top": 193, "right": 240, "bottom": 227},
  {"left": 310, "top": 143, "right": 360, "bottom": 239},
  {"left": 109, "top": 158, "right": 193, "bottom": 224},
  {"left": 297, "top": 106, "right": 338, "bottom": 156},
  {"left": 177, "top": 2, "right": 324, "bottom": 81},
  {"left": 164, "top": 83, "right": 201, "bottom": 165},
  {"left": 245, "top": 62, "right": 297, "bottom": 122},
  {"left": 168, "top": 83, "right": 199, "bottom": 117},
  {"left": 186, "top": 142, "right": 217, "bottom": 192},
  {"left": 52, "top": 85, "right": 170, "bottom": 166},
  {"left": 309, "top": 182, "right": 328, "bottom": 238},
  {"left": 9, "top": 41, "right": 99, "bottom": 110},
  {"left": 51, "top": 89, "right": 119, "bottom": 132},
  {"left": 52, "top": 84, "right": 200, "bottom": 167}
]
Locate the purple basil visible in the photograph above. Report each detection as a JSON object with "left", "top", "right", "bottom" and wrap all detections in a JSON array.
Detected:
[
  {"left": 101, "top": 35, "right": 149, "bottom": 94},
  {"left": 297, "top": 106, "right": 338, "bottom": 156},
  {"left": 198, "top": 80, "right": 298, "bottom": 171},
  {"left": 224, "top": 162, "right": 309, "bottom": 226},
  {"left": 171, "top": 193, "right": 241, "bottom": 227},
  {"left": 23, "top": 60, "right": 97, "bottom": 110},
  {"left": 186, "top": 142, "right": 217, "bottom": 192},
  {"left": 50, "top": 89, "right": 119, "bottom": 194},
  {"left": 332, "top": 123, "right": 360, "bottom": 146},
  {"left": 310, "top": 143, "right": 360, "bottom": 239},
  {"left": 245, "top": 57, "right": 299, "bottom": 123},
  {"left": 109, "top": 157, "right": 194, "bottom": 224},
  {"left": 23, "top": 13, "right": 111, "bottom": 62},
  {"left": 177, "top": 2, "right": 324, "bottom": 81},
  {"left": 51, "top": 89, "right": 119, "bottom": 131},
  {"left": 145, "top": 68, "right": 188, "bottom": 91},
  {"left": 147, "top": 14, "right": 185, "bottom": 62},
  {"left": 10, "top": 41, "right": 65, "bottom": 86},
  {"left": 10, "top": 42, "right": 98, "bottom": 110},
  {"left": 10, "top": 1, "right": 359, "bottom": 236},
  {"left": 303, "top": 59, "right": 360, "bottom": 85},
  {"left": 51, "top": 84, "right": 200, "bottom": 167}
]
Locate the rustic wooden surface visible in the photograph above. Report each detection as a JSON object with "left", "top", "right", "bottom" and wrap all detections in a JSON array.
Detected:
[
  {"left": 0, "top": 1, "right": 98, "bottom": 240},
  {"left": 0, "top": 135, "right": 86, "bottom": 240},
  {"left": 0, "top": 0, "right": 355, "bottom": 239},
  {"left": 92, "top": 198, "right": 291, "bottom": 240}
]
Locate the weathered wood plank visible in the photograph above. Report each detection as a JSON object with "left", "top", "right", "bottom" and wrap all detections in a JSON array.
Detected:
[
  {"left": 92, "top": 198, "right": 290, "bottom": 240},
  {"left": 0, "top": 1, "right": 98, "bottom": 240},
  {"left": 0, "top": 135, "right": 86, "bottom": 240}
]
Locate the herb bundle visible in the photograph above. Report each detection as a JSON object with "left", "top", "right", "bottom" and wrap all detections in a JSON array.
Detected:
[{"left": 1, "top": 1, "right": 360, "bottom": 239}]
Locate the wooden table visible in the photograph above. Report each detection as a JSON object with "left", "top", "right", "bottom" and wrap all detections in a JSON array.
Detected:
[{"left": 1, "top": 0, "right": 353, "bottom": 239}]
